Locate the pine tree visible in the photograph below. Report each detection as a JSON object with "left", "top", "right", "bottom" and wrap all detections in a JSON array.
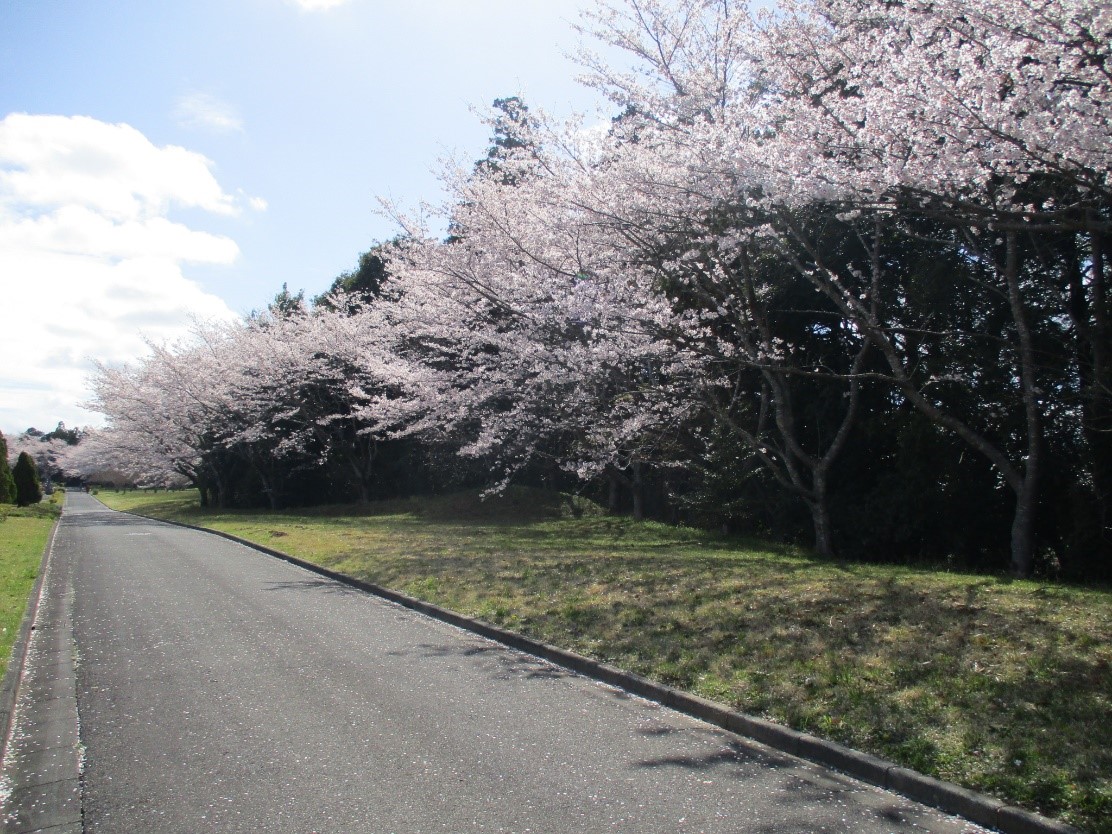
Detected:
[
  {"left": 0, "top": 432, "right": 15, "bottom": 504},
  {"left": 13, "top": 451, "right": 43, "bottom": 507}
]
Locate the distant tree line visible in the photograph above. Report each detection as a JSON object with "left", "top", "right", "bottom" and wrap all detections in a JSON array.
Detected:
[
  {"left": 0, "top": 427, "right": 63, "bottom": 506},
  {"left": 83, "top": 1, "right": 1110, "bottom": 582}
]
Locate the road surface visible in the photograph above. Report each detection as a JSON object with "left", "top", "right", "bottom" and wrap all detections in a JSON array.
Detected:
[{"left": 1, "top": 492, "right": 986, "bottom": 833}]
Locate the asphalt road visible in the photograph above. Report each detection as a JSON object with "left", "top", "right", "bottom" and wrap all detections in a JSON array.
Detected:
[{"left": 2, "top": 492, "right": 988, "bottom": 833}]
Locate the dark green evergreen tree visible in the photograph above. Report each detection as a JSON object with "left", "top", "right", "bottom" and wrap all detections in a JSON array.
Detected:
[
  {"left": 0, "top": 432, "right": 16, "bottom": 504},
  {"left": 42, "top": 421, "right": 82, "bottom": 446},
  {"left": 268, "top": 283, "right": 307, "bottom": 318},
  {"left": 248, "top": 283, "right": 307, "bottom": 323},
  {"left": 313, "top": 245, "right": 392, "bottom": 311},
  {"left": 13, "top": 451, "right": 43, "bottom": 507},
  {"left": 475, "top": 96, "right": 537, "bottom": 185}
]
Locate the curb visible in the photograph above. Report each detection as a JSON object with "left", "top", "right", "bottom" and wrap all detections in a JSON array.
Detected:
[
  {"left": 114, "top": 507, "right": 1085, "bottom": 834},
  {"left": 0, "top": 515, "right": 60, "bottom": 766}
]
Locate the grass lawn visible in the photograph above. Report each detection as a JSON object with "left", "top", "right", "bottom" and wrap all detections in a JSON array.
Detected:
[
  {"left": 99, "top": 486, "right": 1111, "bottom": 833},
  {"left": 0, "top": 494, "right": 61, "bottom": 680}
]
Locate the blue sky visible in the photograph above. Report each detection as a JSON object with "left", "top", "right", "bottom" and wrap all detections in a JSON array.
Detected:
[{"left": 0, "top": 0, "right": 613, "bottom": 433}]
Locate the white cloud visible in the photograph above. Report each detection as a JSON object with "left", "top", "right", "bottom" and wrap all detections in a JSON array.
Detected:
[
  {"left": 0, "top": 113, "right": 239, "bottom": 219},
  {"left": 0, "top": 113, "right": 241, "bottom": 433},
  {"left": 238, "top": 188, "right": 268, "bottom": 212},
  {"left": 0, "top": 206, "right": 240, "bottom": 263},
  {"left": 173, "top": 92, "right": 245, "bottom": 135}
]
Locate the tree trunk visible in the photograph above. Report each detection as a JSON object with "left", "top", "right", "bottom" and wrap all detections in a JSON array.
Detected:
[
  {"left": 255, "top": 466, "right": 282, "bottom": 511},
  {"left": 265, "top": 477, "right": 282, "bottom": 511},
  {"left": 608, "top": 472, "right": 621, "bottom": 514},
  {"left": 631, "top": 460, "right": 645, "bottom": 522},
  {"left": 1004, "top": 230, "right": 1041, "bottom": 577},
  {"left": 1011, "top": 478, "right": 1037, "bottom": 578},
  {"left": 214, "top": 474, "right": 229, "bottom": 509},
  {"left": 808, "top": 471, "right": 835, "bottom": 559},
  {"left": 1086, "top": 227, "right": 1112, "bottom": 550},
  {"left": 1068, "top": 227, "right": 1112, "bottom": 568},
  {"left": 356, "top": 479, "right": 371, "bottom": 505},
  {"left": 350, "top": 434, "right": 377, "bottom": 506}
]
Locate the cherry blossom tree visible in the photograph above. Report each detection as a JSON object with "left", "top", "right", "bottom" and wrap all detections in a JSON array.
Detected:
[
  {"left": 88, "top": 300, "right": 423, "bottom": 508},
  {"left": 228, "top": 304, "right": 419, "bottom": 506},
  {"left": 748, "top": 0, "right": 1112, "bottom": 574},
  {"left": 378, "top": 160, "right": 700, "bottom": 518},
  {"left": 568, "top": 0, "right": 1111, "bottom": 573},
  {"left": 88, "top": 330, "right": 234, "bottom": 504},
  {"left": 56, "top": 428, "right": 189, "bottom": 489},
  {"left": 85, "top": 0, "right": 1110, "bottom": 574}
]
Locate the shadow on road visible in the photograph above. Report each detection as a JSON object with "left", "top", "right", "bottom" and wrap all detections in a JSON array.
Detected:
[
  {"left": 633, "top": 738, "right": 794, "bottom": 774},
  {"left": 61, "top": 512, "right": 155, "bottom": 528},
  {"left": 633, "top": 741, "right": 940, "bottom": 834},
  {"left": 260, "top": 578, "right": 362, "bottom": 596},
  {"left": 386, "top": 640, "right": 575, "bottom": 682}
]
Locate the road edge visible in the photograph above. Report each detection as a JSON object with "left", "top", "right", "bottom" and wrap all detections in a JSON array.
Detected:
[{"left": 112, "top": 506, "right": 1085, "bottom": 834}]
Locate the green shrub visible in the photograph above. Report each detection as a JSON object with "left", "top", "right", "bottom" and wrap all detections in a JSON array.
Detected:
[{"left": 13, "top": 452, "right": 43, "bottom": 507}]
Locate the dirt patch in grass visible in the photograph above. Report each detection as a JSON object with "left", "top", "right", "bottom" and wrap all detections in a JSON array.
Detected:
[{"left": 100, "top": 487, "right": 1112, "bottom": 833}]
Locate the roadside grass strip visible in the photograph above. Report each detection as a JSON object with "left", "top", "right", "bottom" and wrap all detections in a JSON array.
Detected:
[
  {"left": 0, "top": 499, "right": 60, "bottom": 680},
  {"left": 99, "top": 487, "right": 1112, "bottom": 834}
]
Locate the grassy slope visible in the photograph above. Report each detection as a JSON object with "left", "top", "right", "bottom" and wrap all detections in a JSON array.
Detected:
[
  {"left": 0, "top": 497, "right": 61, "bottom": 679},
  {"left": 100, "top": 487, "right": 1111, "bottom": 833}
]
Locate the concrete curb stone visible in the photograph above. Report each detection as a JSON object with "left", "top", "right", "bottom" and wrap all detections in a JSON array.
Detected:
[{"left": 113, "top": 506, "right": 1087, "bottom": 834}]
